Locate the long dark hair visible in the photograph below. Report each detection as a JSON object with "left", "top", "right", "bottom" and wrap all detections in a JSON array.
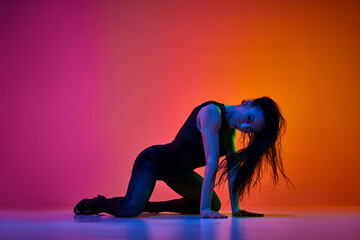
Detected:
[{"left": 215, "top": 96, "right": 293, "bottom": 201}]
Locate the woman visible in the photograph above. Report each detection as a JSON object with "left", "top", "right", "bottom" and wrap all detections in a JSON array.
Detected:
[{"left": 74, "top": 97, "right": 292, "bottom": 218}]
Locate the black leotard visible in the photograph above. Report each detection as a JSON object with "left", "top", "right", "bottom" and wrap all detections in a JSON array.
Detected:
[{"left": 134, "top": 101, "right": 235, "bottom": 181}]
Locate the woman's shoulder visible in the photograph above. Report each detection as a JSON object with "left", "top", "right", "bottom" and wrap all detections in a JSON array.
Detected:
[
  {"left": 196, "top": 101, "right": 223, "bottom": 118},
  {"left": 196, "top": 101, "right": 223, "bottom": 130},
  {"left": 197, "top": 100, "right": 223, "bottom": 110}
]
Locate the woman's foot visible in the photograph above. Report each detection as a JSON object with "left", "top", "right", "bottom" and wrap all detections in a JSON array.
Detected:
[{"left": 73, "top": 194, "right": 107, "bottom": 215}]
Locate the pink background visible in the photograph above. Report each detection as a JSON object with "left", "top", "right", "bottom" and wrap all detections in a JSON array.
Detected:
[{"left": 1, "top": 0, "right": 359, "bottom": 210}]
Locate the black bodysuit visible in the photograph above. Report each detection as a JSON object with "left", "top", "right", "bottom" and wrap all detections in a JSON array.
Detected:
[
  {"left": 87, "top": 101, "right": 234, "bottom": 217},
  {"left": 135, "top": 101, "right": 235, "bottom": 180}
]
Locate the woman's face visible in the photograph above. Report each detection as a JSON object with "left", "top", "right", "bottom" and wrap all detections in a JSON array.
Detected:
[{"left": 233, "top": 101, "right": 265, "bottom": 133}]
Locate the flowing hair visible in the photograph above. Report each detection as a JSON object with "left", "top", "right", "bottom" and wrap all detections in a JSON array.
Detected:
[{"left": 215, "top": 96, "right": 294, "bottom": 201}]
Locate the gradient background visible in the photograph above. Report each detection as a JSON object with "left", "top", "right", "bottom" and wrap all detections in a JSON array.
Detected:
[{"left": 1, "top": 0, "right": 359, "bottom": 211}]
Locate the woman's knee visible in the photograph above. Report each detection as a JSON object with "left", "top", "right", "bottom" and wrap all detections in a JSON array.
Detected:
[{"left": 113, "top": 201, "right": 144, "bottom": 217}]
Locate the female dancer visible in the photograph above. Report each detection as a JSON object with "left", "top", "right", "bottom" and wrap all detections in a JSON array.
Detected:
[{"left": 74, "top": 97, "right": 292, "bottom": 218}]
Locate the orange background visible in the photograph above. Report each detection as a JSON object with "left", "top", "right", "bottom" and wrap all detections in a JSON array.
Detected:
[{"left": 0, "top": 0, "right": 359, "bottom": 210}]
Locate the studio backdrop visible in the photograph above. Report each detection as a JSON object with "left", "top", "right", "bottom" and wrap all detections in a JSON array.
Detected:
[{"left": 1, "top": 0, "right": 359, "bottom": 210}]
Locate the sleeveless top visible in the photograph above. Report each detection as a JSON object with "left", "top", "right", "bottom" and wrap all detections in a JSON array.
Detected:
[{"left": 136, "top": 101, "right": 235, "bottom": 180}]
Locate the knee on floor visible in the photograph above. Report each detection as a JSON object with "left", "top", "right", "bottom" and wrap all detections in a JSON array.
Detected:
[{"left": 113, "top": 200, "right": 143, "bottom": 217}]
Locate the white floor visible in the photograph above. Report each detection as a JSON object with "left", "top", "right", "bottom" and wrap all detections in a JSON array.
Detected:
[{"left": 1, "top": 208, "right": 359, "bottom": 240}]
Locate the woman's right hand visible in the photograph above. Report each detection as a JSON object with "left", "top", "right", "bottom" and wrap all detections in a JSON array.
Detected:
[
  {"left": 232, "top": 209, "right": 264, "bottom": 217},
  {"left": 200, "top": 209, "right": 228, "bottom": 219}
]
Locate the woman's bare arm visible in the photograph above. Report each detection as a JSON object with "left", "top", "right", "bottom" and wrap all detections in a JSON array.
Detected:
[
  {"left": 225, "top": 132, "right": 240, "bottom": 213},
  {"left": 226, "top": 132, "right": 264, "bottom": 217},
  {"left": 198, "top": 104, "right": 227, "bottom": 219}
]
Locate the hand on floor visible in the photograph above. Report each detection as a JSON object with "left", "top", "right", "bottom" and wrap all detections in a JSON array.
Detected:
[
  {"left": 201, "top": 209, "right": 228, "bottom": 219},
  {"left": 232, "top": 209, "right": 264, "bottom": 217}
]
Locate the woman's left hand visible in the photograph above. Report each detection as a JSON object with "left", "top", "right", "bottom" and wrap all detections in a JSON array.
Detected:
[{"left": 232, "top": 209, "right": 264, "bottom": 217}]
